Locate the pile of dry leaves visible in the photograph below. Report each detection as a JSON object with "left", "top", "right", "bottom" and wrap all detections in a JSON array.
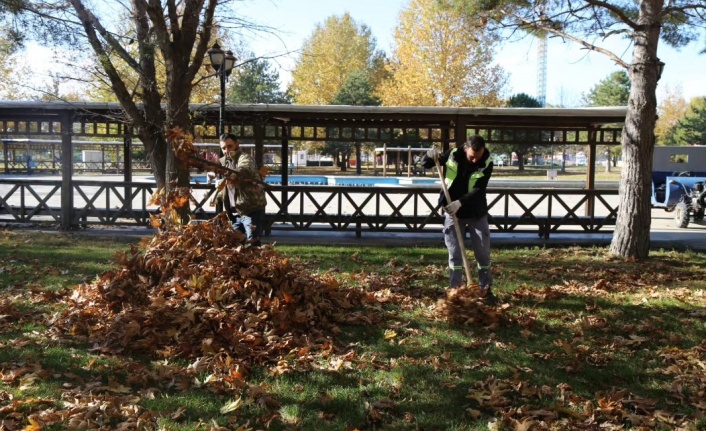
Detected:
[{"left": 53, "top": 214, "right": 377, "bottom": 373}]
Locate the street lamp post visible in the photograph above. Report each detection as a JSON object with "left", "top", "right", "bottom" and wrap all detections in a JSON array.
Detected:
[
  {"left": 207, "top": 42, "right": 236, "bottom": 141},
  {"left": 207, "top": 42, "right": 236, "bottom": 214}
]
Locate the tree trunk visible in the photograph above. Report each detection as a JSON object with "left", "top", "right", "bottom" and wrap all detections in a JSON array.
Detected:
[
  {"left": 561, "top": 149, "right": 566, "bottom": 173},
  {"left": 355, "top": 142, "right": 362, "bottom": 175},
  {"left": 66, "top": 0, "right": 216, "bottom": 208},
  {"left": 517, "top": 151, "right": 525, "bottom": 171},
  {"left": 141, "top": 129, "right": 167, "bottom": 190},
  {"left": 340, "top": 151, "right": 349, "bottom": 172},
  {"left": 165, "top": 58, "right": 196, "bottom": 223},
  {"left": 609, "top": 0, "right": 662, "bottom": 259}
]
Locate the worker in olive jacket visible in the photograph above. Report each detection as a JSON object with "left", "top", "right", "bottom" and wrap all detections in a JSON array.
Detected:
[{"left": 218, "top": 133, "right": 267, "bottom": 247}]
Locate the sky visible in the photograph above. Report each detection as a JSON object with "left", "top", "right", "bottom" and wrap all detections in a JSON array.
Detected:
[{"left": 238, "top": 0, "right": 706, "bottom": 107}]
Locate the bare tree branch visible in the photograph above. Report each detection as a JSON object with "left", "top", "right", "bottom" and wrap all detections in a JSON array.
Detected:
[
  {"left": 514, "top": 13, "right": 630, "bottom": 68},
  {"left": 54, "top": 0, "right": 142, "bottom": 72},
  {"left": 187, "top": 0, "right": 218, "bottom": 80},
  {"left": 67, "top": 0, "right": 145, "bottom": 128}
]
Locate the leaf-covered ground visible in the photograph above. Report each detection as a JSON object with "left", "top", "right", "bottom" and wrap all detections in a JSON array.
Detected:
[{"left": 0, "top": 225, "right": 705, "bottom": 430}]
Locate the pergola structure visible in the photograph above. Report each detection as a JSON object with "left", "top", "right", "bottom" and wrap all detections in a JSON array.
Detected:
[{"left": 0, "top": 101, "right": 627, "bottom": 233}]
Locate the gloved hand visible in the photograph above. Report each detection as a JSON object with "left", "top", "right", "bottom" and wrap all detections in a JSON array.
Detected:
[
  {"left": 426, "top": 148, "right": 440, "bottom": 161},
  {"left": 216, "top": 177, "right": 233, "bottom": 189},
  {"left": 444, "top": 200, "right": 462, "bottom": 215}
]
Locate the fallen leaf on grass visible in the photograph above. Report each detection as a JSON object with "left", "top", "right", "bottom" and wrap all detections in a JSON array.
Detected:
[{"left": 220, "top": 397, "right": 243, "bottom": 414}]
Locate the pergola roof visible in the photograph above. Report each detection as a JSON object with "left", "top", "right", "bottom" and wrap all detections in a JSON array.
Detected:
[{"left": 0, "top": 101, "right": 627, "bottom": 129}]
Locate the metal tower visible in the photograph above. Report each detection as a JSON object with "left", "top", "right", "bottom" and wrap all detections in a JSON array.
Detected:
[{"left": 536, "top": 33, "right": 547, "bottom": 107}]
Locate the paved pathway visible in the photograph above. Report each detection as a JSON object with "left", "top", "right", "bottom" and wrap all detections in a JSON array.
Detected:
[
  {"left": 254, "top": 214, "right": 706, "bottom": 251},
  {"left": 58, "top": 207, "right": 706, "bottom": 252}
]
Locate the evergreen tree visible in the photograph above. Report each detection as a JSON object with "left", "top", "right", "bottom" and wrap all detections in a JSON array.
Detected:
[
  {"left": 327, "top": 70, "right": 380, "bottom": 172},
  {"left": 582, "top": 71, "right": 630, "bottom": 167},
  {"left": 583, "top": 71, "right": 630, "bottom": 107},
  {"left": 330, "top": 69, "right": 380, "bottom": 106},
  {"left": 668, "top": 97, "right": 706, "bottom": 146},
  {"left": 496, "top": 93, "right": 543, "bottom": 170},
  {"left": 506, "top": 93, "right": 542, "bottom": 108},
  {"left": 228, "top": 56, "right": 291, "bottom": 104}
]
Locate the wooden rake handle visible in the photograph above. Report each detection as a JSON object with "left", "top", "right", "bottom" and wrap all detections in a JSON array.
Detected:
[{"left": 434, "top": 156, "right": 474, "bottom": 286}]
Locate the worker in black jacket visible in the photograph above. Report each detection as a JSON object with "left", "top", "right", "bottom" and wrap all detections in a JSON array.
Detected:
[{"left": 421, "top": 135, "right": 496, "bottom": 303}]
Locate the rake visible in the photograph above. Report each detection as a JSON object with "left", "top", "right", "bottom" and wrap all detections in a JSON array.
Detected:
[{"left": 433, "top": 156, "right": 474, "bottom": 286}]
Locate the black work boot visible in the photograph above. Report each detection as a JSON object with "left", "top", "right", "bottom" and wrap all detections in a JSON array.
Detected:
[{"left": 480, "top": 286, "right": 498, "bottom": 305}]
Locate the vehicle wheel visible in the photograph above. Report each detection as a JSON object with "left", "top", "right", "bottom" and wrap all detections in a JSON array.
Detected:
[
  {"left": 694, "top": 209, "right": 705, "bottom": 222},
  {"left": 674, "top": 201, "right": 690, "bottom": 228}
]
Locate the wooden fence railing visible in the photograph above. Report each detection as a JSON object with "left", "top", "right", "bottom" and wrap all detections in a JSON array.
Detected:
[{"left": 0, "top": 179, "right": 619, "bottom": 238}]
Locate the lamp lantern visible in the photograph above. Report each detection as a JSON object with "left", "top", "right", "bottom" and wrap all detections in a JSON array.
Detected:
[
  {"left": 207, "top": 42, "right": 225, "bottom": 72},
  {"left": 224, "top": 50, "right": 236, "bottom": 77}
]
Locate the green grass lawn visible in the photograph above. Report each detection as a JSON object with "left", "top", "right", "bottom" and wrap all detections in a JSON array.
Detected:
[{"left": 0, "top": 229, "right": 704, "bottom": 431}]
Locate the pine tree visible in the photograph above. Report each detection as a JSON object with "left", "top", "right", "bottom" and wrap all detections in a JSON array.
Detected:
[
  {"left": 228, "top": 56, "right": 291, "bottom": 104},
  {"left": 330, "top": 69, "right": 380, "bottom": 106},
  {"left": 583, "top": 71, "right": 630, "bottom": 107},
  {"left": 326, "top": 70, "right": 381, "bottom": 172},
  {"left": 669, "top": 97, "right": 706, "bottom": 146}
]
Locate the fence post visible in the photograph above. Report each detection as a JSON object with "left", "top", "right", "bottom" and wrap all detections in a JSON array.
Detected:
[
  {"left": 123, "top": 132, "right": 132, "bottom": 211},
  {"left": 585, "top": 126, "right": 597, "bottom": 217},
  {"left": 280, "top": 124, "right": 289, "bottom": 218},
  {"left": 356, "top": 141, "right": 362, "bottom": 175},
  {"left": 60, "top": 111, "right": 74, "bottom": 230},
  {"left": 281, "top": 123, "right": 289, "bottom": 183}
]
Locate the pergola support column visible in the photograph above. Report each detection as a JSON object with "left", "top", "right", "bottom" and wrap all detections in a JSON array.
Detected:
[{"left": 60, "top": 111, "right": 74, "bottom": 231}]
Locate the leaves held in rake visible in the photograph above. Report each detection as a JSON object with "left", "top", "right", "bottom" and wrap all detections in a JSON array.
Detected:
[{"left": 434, "top": 285, "right": 508, "bottom": 328}]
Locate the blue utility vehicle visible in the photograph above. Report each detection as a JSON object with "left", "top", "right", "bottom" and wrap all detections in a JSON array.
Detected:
[{"left": 651, "top": 146, "right": 706, "bottom": 227}]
